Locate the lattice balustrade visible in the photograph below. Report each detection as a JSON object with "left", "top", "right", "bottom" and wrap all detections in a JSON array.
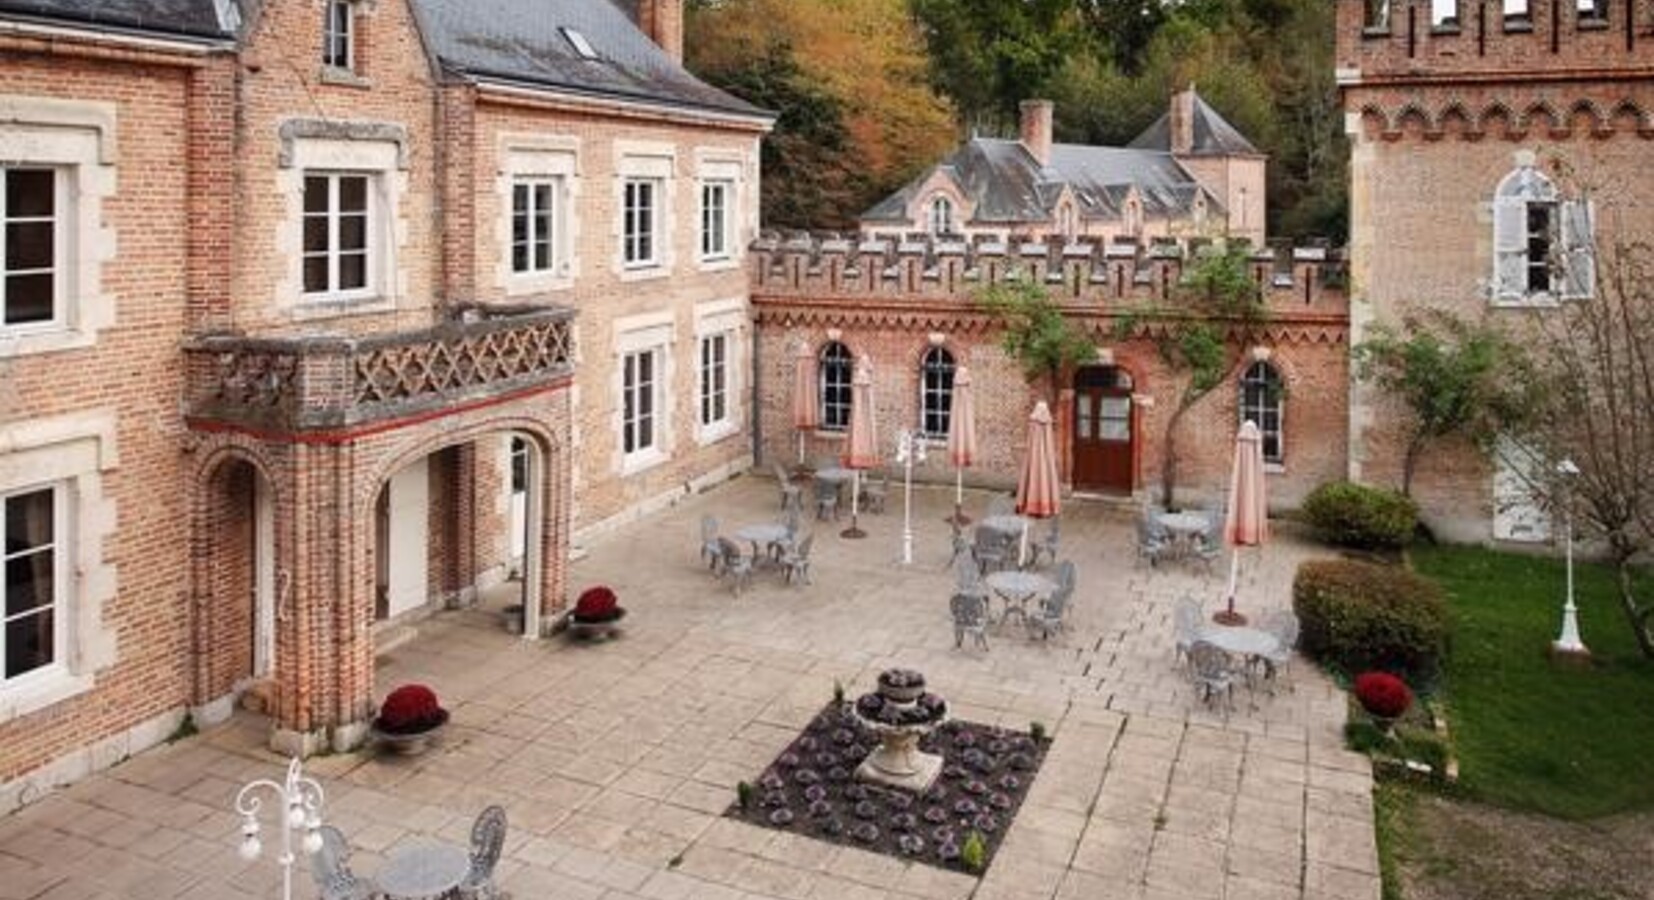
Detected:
[{"left": 185, "top": 305, "right": 575, "bottom": 434}]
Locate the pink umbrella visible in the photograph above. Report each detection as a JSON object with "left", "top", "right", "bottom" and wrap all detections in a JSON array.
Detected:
[
  {"left": 791, "top": 342, "right": 819, "bottom": 466},
  {"left": 841, "top": 356, "right": 878, "bottom": 539},
  {"left": 1015, "top": 401, "right": 1061, "bottom": 565},
  {"left": 1218, "top": 420, "right": 1269, "bottom": 625},
  {"left": 946, "top": 366, "right": 977, "bottom": 526}
]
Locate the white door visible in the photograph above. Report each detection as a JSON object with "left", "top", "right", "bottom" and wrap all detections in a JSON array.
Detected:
[
  {"left": 1493, "top": 436, "right": 1551, "bottom": 543},
  {"left": 253, "top": 475, "right": 275, "bottom": 678},
  {"left": 509, "top": 438, "right": 527, "bottom": 563},
  {"left": 385, "top": 457, "right": 430, "bottom": 617}
]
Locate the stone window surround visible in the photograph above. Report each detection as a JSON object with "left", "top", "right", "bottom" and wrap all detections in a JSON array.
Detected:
[
  {"left": 0, "top": 95, "right": 117, "bottom": 360},
  {"left": 693, "top": 298, "right": 744, "bottom": 445},
  {"left": 613, "top": 311, "right": 675, "bottom": 476},
  {"left": 695, "top": 152, "right": 743, "bottom": 271},
  {"left": 615, "top": 142, "right": 676, "bottom": 282},
  {"left": 1489, "top": 151, "right": 1595, "bottom": 308},
  {"left": 495, "top": 134, "right": 580, "bottom": 296},
  {"left": 0, "top": 410, "right": 119, "bottom": 726},
  {"left": 275, "top": 119, "right": 410, "bottom": 319}
]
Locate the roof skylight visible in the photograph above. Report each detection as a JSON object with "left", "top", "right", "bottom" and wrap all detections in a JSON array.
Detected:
[{"left": 561, "top": 27, "right": 599, "bottom": 60}]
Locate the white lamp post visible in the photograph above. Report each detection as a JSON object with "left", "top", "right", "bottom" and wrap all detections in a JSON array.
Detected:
[
  {"left": 235, "top": 757, "right": 326, "bottom": 900},
  {"left": 896, "top": 428, "right": 927, "bottom": 565},
  {"left": 1553, "top": 458, "right": 1590, "bottom": 657}
]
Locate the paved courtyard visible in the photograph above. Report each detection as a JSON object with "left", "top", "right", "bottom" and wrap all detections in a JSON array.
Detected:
[{"left": 0, "top": 475, "right": 1378, "bottom": 900}]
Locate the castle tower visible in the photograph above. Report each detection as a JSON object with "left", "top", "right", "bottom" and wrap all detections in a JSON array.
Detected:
[{"left": 1337, "top": 0, "right": 1654, "bottom": 541}]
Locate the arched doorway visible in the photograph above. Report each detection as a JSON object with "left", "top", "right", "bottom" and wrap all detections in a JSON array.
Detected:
[
  {"left": 1072, "top": 366, "right": 1135, "bottom": 494},
  {"left": 199, "top": 456, "right": 277, "bottom": 717}
]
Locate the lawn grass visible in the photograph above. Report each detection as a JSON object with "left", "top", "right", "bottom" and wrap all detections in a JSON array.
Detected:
[{"left": 1411, "top": 544, "right": 1654, "bottom": 819}]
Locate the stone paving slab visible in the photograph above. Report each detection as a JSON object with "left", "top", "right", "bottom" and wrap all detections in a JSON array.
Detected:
[{"left": 0, "top": 477, "right": 1378, "bottom": 899}]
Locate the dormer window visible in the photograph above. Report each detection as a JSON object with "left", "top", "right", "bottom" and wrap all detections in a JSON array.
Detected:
[
  {"left": 324, "top": 0, "right": 354, "bottom": 70},
  {"left": 928, "top": 196, "right": 953, "bottom": 236}
]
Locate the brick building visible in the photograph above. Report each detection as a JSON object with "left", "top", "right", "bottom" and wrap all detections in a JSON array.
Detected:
[
  {"left": 750, "top": 236, "right": 1349, "bottom": 512},
  {"left": 861, "top": 90, "right": 1267, "bottom": 246},
  {"left": 1337, "top": 0, "right": 1654, "bottom": 541},
  {"left": 0, "top": 0, "right": 768, "bottom": 808}
]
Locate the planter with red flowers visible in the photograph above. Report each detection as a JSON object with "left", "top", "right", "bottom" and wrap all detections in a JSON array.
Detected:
[
  {"left": 565, "top": 586, "right": 626, "bottom": 641},
  {"left": 370, "top": 684, "right": 449, "bottom": 755},
  {"left": 1353, "top": 671, "right": 1413, "bottom": 735}
]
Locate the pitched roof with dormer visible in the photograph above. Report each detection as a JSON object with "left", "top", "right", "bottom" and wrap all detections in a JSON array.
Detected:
[
  {"left": 0, "top": 0, "right": 236, "bottom": 40},
  {"left": 409, "top": 0, "right": 768, "bottom": 120},
  {"left": 862, "top": 138, "right": 1219, "bottom": 225},
  {"left": 1128, "top": 92, "right": 1261, "bottom": 156}
]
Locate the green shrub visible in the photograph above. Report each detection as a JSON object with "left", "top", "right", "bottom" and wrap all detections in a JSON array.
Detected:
[
  {"left": 961, "top": 830, "right": 987, "bottom": 873},
  {"left": 1292, "top": 559, "right": 1448, "bottom": 681},
  {"left": 1303, "top": 481, "right": 1419, "bottom": 550}
]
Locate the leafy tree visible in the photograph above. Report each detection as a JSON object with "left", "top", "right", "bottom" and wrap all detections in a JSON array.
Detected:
[
  {"left": 1352, "top": 311, "right": 1538, "bottom": 498},
  {"left": 1119, "top": 245, "right": 1270, "bottom": 507},
  {"left": 974, "top": 278, "right": 1096, "bottom": 403},
  {"left": 907, "top": 0, "right": 1085, "bottom": 134},
  {"left": 686, "top": 0, "right": 955, "bottom": 229}
]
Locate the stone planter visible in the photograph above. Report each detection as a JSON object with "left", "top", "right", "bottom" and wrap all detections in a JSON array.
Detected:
[
  {"left": 370, "top": 709, "right": 449, "bottom": 756},
  {"left": 566, "top": 607, "right": 626, "bottom": 641}
]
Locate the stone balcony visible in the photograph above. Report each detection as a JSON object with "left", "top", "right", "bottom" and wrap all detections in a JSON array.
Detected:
[{"left": 184, "top": 303, "right": 576, "bottom": 435}]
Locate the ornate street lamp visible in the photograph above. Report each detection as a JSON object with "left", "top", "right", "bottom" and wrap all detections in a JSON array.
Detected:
[
  {"left": 235, "top": 757, "right": 326, "bottom": 900},
  {"left": 895, "top": 428, "right": 928, "bottom": 565},
  {"left": 1553, "top": 458, "right": 1590, "bottom": 658}
]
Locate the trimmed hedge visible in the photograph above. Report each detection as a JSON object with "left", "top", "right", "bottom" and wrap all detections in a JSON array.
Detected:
[
  {"left": 1303, "top": 481, "right": 1418, "bottom": 550},
  {"left": 1292, "top": 559, "right": 1448, "bottom": 682}
]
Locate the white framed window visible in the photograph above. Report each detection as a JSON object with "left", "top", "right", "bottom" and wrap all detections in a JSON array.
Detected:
[
  {"left": 302, "top": 173, "right": 373, "bottom": 298},
  {"left": 1240, "top": 361, "right": 1285, "bottom": 465},
  {"left": 623, "top": 178, "right": 661, "bottom": 268},
  {"left": 1577, "top": 0, "right": 1608, "bottom": 22},
  {"left": 512, "top": 178, "right": 558, "bottom": 275},
  {"left": 324, "top": 0, "right": 354, "bottom": 70},
  {"left": 819, "top": 341, "right": 853, "bottom": 432},
  {"left": 701, "top": 180, "right": 731, "bottom": 261},
  {"left": 694, "top": 299, "right": 743, "bottom": 444},
  {"left": 2, "top": 167, "right": 62, "bottom": 332},
  {"left": 1431, "top": 0, "right": 1460, "bottom": 27},
  {"left": 919, "top": 346, "right": 955, "bottom": 439},
  {"left": 699, "top": 331, "right": 729, "bottom": 429},
  {"left": 929, "top": 196, "right": 953, "bottom": 236},
  {"left": 1491, "top": 160, "right": 1594, "bottom": 304},
  {"left": 2, "top": 485, "right": 64, "bottom": 686},
  {"left": 622, "top": 348, "right": 660, "bottom": 457}
]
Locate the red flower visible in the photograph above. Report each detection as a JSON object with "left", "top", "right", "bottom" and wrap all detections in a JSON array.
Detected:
[
  {"left": 377, "top": 684, "right": 446, "bottom": 734},
  {"left": 574, "top": 586, "right": 619, "bottom": 620},
  {"left": 1354, "top": 671, "right": 1413, "bottom": 719}
]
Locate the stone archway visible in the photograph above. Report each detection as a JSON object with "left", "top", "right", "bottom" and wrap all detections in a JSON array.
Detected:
[{"left": 190, "top": 450, "right": 280, "bottom": 726}]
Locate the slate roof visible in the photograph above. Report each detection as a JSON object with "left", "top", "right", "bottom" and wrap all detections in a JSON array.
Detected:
[
  {"left": 862, "top": 139, "right": 1219, "bottom": 225},
  {"left": 409, "top": 0, "right": 767, "bottom": 119},
  {"left": 0, "top": 0, "right": 234, "bottom": 39},
  {"left": 1128, "top": 93, "right": 1260, "bottom": 156}
]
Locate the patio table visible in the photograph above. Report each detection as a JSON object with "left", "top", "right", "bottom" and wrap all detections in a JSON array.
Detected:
[
  {"left": 814, "top": 467, "right": 854, "bottom": 486},
  {"left": 984, "top": 570, "right": 1054, "bottom": 628},
  {"left": 1157, "top": 511, "right": 1209, "bottom": 563},
  {"left": 377, "top": 843, "right": 468, "bottom": 900},
  {"left": 733, "top": 522, "right": 791, "bottom": 563},
  {"left": 1199, "top": 624, "right": 1279, "bottom": 684},
  {"left": 978, "top": 514, "right": 1028, "bottom": 536}
]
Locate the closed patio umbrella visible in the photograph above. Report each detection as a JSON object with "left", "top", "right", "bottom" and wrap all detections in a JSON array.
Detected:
[
  {"left": 1218, "top": 420, "right": 1269, "bottom": 625},
  {"left": 1015, "top": 401, "right": 1060, "bottom": 566},
  {"left": 791, "top": 342, "right": 818, "bottom": 467},
  {"left": 841, "top": 356, "right": 878, "bottom": 539},
  {"left": 946, "top": 366, "right": 977, "bottom": 526}
]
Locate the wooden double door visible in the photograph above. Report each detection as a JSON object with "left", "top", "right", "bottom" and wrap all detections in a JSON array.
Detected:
[{"left": 1072, "top": 366, "right": 1135, "bottom": 494}]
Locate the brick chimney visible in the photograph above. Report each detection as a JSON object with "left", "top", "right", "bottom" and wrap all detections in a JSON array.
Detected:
[
  {"left": 1169, "top": 84, "right": 1196, "bottom": 155},
  {"left": 1019, "top": 99, "right": 1053, "bottom": 168},
  {"left": 637, "top": 0, "right": 684, "bottom": 64}
]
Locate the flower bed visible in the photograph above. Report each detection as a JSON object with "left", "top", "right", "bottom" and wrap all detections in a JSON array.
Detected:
[{"left": 726, "top": 702, "right": 1049, "bottom": 875}]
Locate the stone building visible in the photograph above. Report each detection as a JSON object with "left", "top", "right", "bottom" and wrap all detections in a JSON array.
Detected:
[
  {"left": 860, "top": 89, "right": 1267, "bottom": 246},
  {"left": 1337, "top": 0, "right": 1654, "bottom": 541},
  {"left": 750, "top": 236, "right": 1349, "bottom": 512},
  {"left": 0, "top": 0, "right": 768, "bottom": 808}
]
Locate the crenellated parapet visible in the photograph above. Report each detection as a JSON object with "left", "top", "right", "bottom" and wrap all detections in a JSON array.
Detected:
[{"left": 748, "top": 233, "right": 1348, "bottom": 318}]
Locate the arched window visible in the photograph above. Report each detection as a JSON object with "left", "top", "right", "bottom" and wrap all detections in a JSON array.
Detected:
[
  {"left": 928, "top": 196, "right": 953, "bottom": 236},
  {"left": 1240, "top": 361, "right": 1284, "bottom": 465},
  {"left": 1492, "top": 162, "right": 1594, "bottom": 303},
  {"left": 818, "top": 341, "right": 853, "bottom": 431},
  {"left": 919, "top": 346, "right": 956, "bottom": 438}
]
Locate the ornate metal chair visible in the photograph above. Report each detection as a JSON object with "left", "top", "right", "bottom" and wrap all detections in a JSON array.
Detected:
[
  {"left": 1030, "top": 518, "right": 1061, "bottom": 569},
  {"left": 813, "top": 477, "right": 840, "bottom": 521},
  {"left": 971, "top": 526, "right": 1013, "bottom": 575},
  {"left": 309, "top": 826, "right": 376, "bottom": 900},
  {"left": 1135, "top": 511, "right": 1168, "bottom": 568},
  {"left": 771, "top": 461, "right": 802, "bottom": 513},
  {"left": 1257, "top": 609, "right": 1301, "bottom": 691},
  {"left": 778, "top": 533, "right": 814, "bottom": 585},
  {"left": 946, "top": 518, "right": 971, "bottom": 570},
  {"left": 859, "top": 471, "right": 890, "bottom": 514},
  {"left": 717, "top": 537, "right": 753, "bottom": 595},
  {"left": 1028, "top": 564, "right": 1075, "bottom": 640},
  {"left": 985, "top": 494, "right": 1015, "bottom": 520},
  {"left": 1172, "top": 595, "right": 1204, "bottom": 669},
  {"left": 1188, "top": 641, "right": 1237, "bottom": 713},
  {"left": 950, "top": 592, "right": 990, "bottom": 651},
  {"left": 457, "top": 805, "right": 507, "bottom": 900},
  {"left": 700, "top": 515, "right": 722, "bottom": 573}
]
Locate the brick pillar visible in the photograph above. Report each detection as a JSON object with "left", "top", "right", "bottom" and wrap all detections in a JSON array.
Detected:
[
  {"left": 437, "top": 84, "right": 478, "bottom": 304},
  {"left": 184, "top": 59, "right": 236, "bottom": 331}
]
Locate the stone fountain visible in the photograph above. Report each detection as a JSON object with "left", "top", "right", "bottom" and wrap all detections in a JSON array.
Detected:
[{"left": 851, "top": 668, "right": 948, "bottom": 792}]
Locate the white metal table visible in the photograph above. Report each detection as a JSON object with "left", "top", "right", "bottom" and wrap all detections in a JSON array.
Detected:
[
  {"left": 984, "top": 570, "right": 1055, "bottom": 628},
  {"left": 978, "top": 514, "right": 1029, "bottom": 536},
  {"left": 377, "top": 843, "right": 468, "bottom": 900},
  {"left": 733, "top": 522, "right": 791, "bottom": 563},
  {"left": 1157, "top": 512, "right": 1210, "bottom": 563}
]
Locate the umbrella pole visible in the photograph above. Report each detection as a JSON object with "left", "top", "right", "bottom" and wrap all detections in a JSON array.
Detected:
[
  {"left": 797, "top": 430, "right": 805, "bottom": 467},
  {"left": 948, "top": 468, "right": 971, "bottom": 526},
  {"left": 1019, "top": 520, "right": 1030, "bottom": 569},
  {"left": 1214, "top": 549, "right": 1248, "bottom": 626},
  {"left": 842, "top": 470, "right": 866, "bottom": 539}
]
